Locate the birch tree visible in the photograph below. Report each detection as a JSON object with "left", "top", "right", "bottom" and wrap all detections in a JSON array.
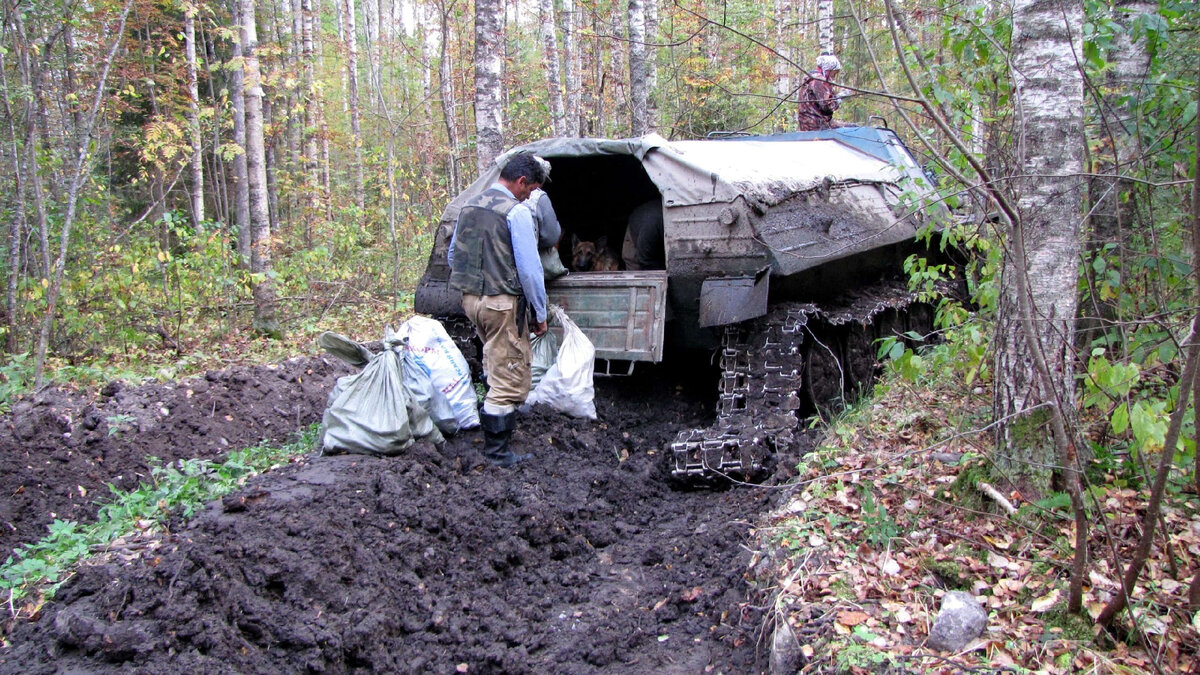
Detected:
[
  {"left": 343, "top": 0, "right": 366, "bottom": 213},
  {"left": 993, "top": 0, "right": 1084, "bottom": 500},
  {"left": 474, "top": 0, "right": 505, "bottom": 172},
  {"left": 538, "top": 0, "right": 567, "bottom": 136},
  {"left": 817, "top": 0, "right": 833, "bottom": 55},
  {"left": 557, "top": 0, "right": 581, "bottom": 136},
  {"left": 229, "top": 0, "right": 252, "bottom": 263},
  {"left": 33, "top": 0, "right": 134, "bottom": 384},
  {"left": 241, "top": 0, "right": 280, "bottom": 337},
  {"left": 436, "top": 0, "right": 463, "bottom": 191},
  {"left": 628, "top": 0, "right": 649, "bottom": 135},
  {"left": 184, "top": 1, "right": 205, "bottom": 228}
]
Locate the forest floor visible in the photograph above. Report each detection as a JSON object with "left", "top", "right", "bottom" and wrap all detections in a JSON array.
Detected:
[
  {"left": 0, "top": 351, "right": 797, "bottom": 673},
  {"left": 0, "top": 344, "right": 1196, "bottom": 673}
]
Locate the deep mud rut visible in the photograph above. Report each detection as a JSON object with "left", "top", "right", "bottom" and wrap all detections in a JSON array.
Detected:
[{"left": 1, "top": 354, "right": 799, "bottom": 674}]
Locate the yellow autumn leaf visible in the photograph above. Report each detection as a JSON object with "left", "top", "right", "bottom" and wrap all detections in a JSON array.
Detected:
[{"left": 1031, "top": 588, "right": 1060, "bottom": 612}]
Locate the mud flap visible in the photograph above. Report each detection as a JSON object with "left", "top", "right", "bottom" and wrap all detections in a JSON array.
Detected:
[{"left": 698, "top": 268, "right": 769, "bottom": 328}]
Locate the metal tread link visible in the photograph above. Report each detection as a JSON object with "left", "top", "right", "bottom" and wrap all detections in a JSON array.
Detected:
[{"left": 671, "top": 280, "right": 918, "bottom": 480}]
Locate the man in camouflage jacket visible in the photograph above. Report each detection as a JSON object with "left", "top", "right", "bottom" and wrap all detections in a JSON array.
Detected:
[
  {"left": 448, "top": 154, "right": 550, "bottom": 466},
  {"left": 797, "top": 54, "right": 843, "bottom": 132}
]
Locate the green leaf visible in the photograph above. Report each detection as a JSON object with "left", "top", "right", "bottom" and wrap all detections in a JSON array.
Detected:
[{"left": 1111, "top": 403, "right": 1129, "bottom": 434}]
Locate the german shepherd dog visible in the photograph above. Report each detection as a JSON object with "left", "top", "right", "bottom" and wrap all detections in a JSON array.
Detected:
[{"left": 571, "top": 235, "right": 620, "bottom": 272}]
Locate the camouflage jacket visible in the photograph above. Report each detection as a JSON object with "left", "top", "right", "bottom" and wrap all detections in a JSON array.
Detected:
[
  {"left": 796, "top": 77, "right": 839, "bottom": 131},
  {"left": 448, "top": 189, "right": 522, "bottom": 297}
]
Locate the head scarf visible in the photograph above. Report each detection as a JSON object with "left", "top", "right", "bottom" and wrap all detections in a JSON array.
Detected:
[{"left": 815, "top": 54, "right": 842, "bottom": 76}]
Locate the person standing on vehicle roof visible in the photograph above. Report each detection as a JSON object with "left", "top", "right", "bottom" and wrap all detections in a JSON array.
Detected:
[
  {"left": 448, "top": 153, "right": 550, "bottom": 466},
  {"left": 796, "top": 53, "right": 843, "bottom": 131}
]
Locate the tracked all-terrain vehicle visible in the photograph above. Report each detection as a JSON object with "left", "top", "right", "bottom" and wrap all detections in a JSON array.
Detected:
[{"left": 416, "top": 126, "right": 948, "bottom": 480}]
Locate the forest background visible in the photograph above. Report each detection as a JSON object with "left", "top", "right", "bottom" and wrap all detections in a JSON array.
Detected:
[{"left": 2, "top": 0, "right": 1200, "bottom": 667}]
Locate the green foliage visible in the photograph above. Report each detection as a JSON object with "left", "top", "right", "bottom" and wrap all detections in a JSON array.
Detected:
[
  {"left": 0, "top": 353, "right": 34, "bottom": 413},
  {"left": 834, "top": 643, "right": 893, "bottom": 672},
  {"left": 858, "top": 486, "right": 899, "bottom": 550},
  {"left": 0, "top": 426, "right": 319, "bottom": 604},
  {"left": 920, "top": 556, "right": 970, "bottom": 590}
]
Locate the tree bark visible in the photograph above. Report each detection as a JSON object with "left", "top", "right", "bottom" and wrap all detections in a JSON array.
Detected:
[
  {"left": 302, "top": 0, "right": 321, "bottom": 247},
  {"left": 994, "top": 0, "right": 1086, "bottom": 611},
  {"left": 241, "top": 0, "right": 280, "bottom": 337},
  {"left": 557, "top": 0, "right": 581, "bottom": 136},
  {"left": 33, "top": 0, "right": 134, "bottom": 385},
  {"left": 645, "top": 0, "right": 657, "bottom": 128},
  {"left": 817, "top": 0, "right": 833, "bottom": 56},
  {"left": 229, "top": 0, "right": 252, "bottom": 264},
  {"left": 12, "top": 12, "right": 51, "bottom": 280},
  {"left": 0, "top": 47, "right": 28, "bottom": 354},
  {"left": 184, "top": 3, "right": 205, "bottom": 229},
  {"left": 627, "top": 0, "right": 648, "bottom": 136},
  {"left": 436, "top": 0, "right": 462, "bottom": 193},
  {"left": 474, "top": 0, "right": 505, "bottom": 173},
  {"left": 343, "top": 0, "right": 366, "bottom": 212},
  {"left": 539, "top": 0, "right": 566, "bottom": 136}
]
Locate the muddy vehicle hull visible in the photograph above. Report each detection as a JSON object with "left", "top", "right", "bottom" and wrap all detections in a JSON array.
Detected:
[{"left": 416, "top": 127, "right": 945, "bottom": 477}]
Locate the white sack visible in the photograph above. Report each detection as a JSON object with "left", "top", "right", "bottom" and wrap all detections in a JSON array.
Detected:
[
  {"left": 396, "top": 316, "right": 479, "bottom": 434},
  {"left": 524, "top": 305, "right": 597, "bottom": 419}
]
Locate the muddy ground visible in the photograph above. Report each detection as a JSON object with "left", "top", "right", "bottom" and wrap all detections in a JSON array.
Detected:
[{"left": 0, "top": 353, "right": 804, "bottom": 674}]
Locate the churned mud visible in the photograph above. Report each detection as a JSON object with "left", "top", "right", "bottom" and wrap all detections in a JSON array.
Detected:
[{"left": 1, "top": 354, "right": 802, "bottom": 674}]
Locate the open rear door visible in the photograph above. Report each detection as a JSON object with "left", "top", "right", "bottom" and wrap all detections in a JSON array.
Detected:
[{"left": 545, "top": 271, "right": 667, "bottom": 362}]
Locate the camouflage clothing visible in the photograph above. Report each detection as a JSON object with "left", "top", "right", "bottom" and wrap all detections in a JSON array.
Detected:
[
  {"left": 449, "top": 189, "right": 522, "bottom": 297},
  {"left": 796, "top": 76, "right": 839, "bottom": 131}
]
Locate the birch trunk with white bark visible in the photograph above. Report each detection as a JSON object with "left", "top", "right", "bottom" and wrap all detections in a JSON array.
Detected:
[
  {"left": 539, "top": 0, "right": 566, "bottom": 136},
  {"left": 474, "top": 0, "right": 505, "bottom": 173},
  {"left": 627, "top": 0, "right": 648, "bottom": 136},
  {"left": 343, "top": 0, "right": 366, "bottom": 212},
  {"left": 241, "top": 0, "right": 280, "bottom": 337},
  {"left": 994, "top": 0, "right": 1084, "bottom": 496},
  {"left": 184, "top": 4, "right": 205, "bottom": 228}
]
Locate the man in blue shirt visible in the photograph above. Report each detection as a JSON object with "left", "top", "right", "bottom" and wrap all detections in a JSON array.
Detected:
[{"left": 448, "top": 154, "right": 550, "bottom": 466}]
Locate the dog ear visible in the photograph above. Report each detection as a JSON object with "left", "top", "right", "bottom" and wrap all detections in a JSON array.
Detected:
[
  {"left": 596, "top": 235, "right": 608, "bottom": 249},
  {"left": 571, "top": 233, "right": 580, "bottom": 249}
]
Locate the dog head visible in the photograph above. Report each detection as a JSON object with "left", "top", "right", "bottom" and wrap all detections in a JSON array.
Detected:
[{"left": 572, "top": 236, "right": 599, "bottom": 272}]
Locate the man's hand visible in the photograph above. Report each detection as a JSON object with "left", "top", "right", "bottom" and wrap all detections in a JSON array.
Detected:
[{"left": 533, "top": 320, "right": 548, "bottom": 336}]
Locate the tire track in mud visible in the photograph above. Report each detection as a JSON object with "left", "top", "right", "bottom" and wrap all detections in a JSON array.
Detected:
[{"left": 2, "top": 359, "right": 791, "bottom": 674}]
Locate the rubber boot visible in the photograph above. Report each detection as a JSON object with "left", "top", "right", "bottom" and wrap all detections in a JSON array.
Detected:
[{"left": 479, "top": 411, "right": 530, "bottom": 467}]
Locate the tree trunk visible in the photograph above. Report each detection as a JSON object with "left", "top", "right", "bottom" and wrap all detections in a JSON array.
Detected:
[
  {"left": 33, "top": 0, "right": 133, "bottom": 385},
  {"left": 437, "top": 0, "right": 461, "bottom": 193},
  {"left": 992, "top": 0, "right": 1087, "bottom": 614},
  {"left": 185, "top": 4, "right": 205, "bottom": 228},
  {"left": 817, "top": 0, "right": 833, "bottom": 56},
  {"left": 557, "top": 0, "right": 581, "bottom": 136},
  {"left": 229, "top": 0, "right": 252, "bottom": 264},
  {"left": 627, "top": 0, "right": 648, "bottom": 136},
  {"left": 303, "top": 0, "right": 320, "bottom": 247},
  {"left": 474, "top": 0, "right": 505, "bottom": 173},
  {"left": 241, "top": 0, "right": 280, "bottom": 337},
  {"left": 993, "top": 0, "right": 1084, "bottom": 499},
  {"left": 202, "top": 23, "right": 229, "bottom": 226},
  {"left": 538, "top": 0, "right": 566, "bottom": 136},
  {"left": 1079, "top": 0, "right": 1154, "bottom": 348},
  {"left": 344, "top": 0, "right": 365, "bottom": 212},
  {"left": 0, "top": 48, "right": 28, "bottom": 353},
  {"left": 12, "top": 12, "right": 51, "bottom": 280},
  {"left": 645, "top": 0, "right": 657, "bottom": 130}
]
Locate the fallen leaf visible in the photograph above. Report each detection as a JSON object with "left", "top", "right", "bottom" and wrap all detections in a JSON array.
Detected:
[
  {"left": 1031, "top": 588, "right": 1060, "bottom": 612},
  {"left": 837, "top": 610, "right": 869, "bottom": 626},
  {"left": 680, "top": 587, "right": 703, "bottom": 603},
  {"left": 987, "top": 551, "right": 1010, "bottom": 569}
]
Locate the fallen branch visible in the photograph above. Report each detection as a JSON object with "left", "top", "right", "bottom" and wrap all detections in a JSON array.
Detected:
[{"left": 977, "top": 481, "right": 1017, "bottom": 515}]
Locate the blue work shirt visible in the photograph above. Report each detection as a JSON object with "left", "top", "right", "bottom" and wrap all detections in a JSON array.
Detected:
[{"left": 448, "top": 183, "right": 547, "bottom": 324}]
